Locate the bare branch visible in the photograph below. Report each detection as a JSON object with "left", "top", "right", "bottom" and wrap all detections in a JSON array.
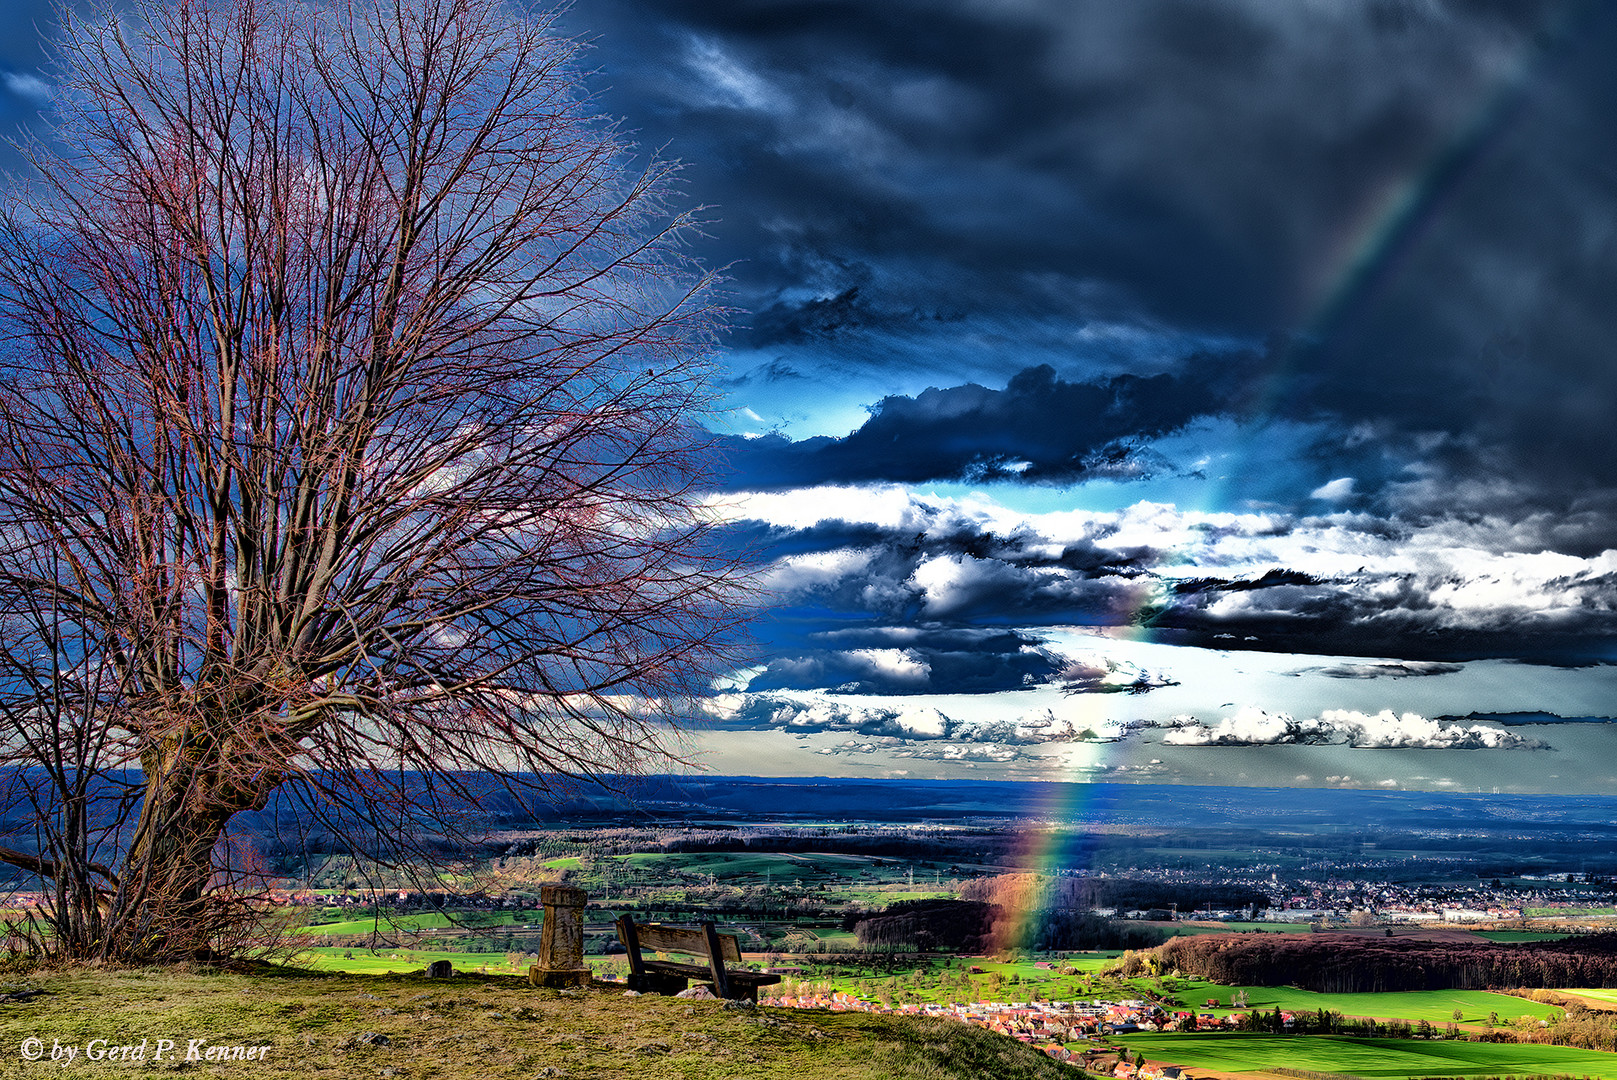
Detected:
[{"left": 0, "top": 0, "right": 743, "bottom": 960}]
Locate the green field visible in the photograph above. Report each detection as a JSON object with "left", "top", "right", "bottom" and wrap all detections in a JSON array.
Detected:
[
  {"left": 540, "top": 856, "right": 583, "bottom": 870},
  {"left": 1526, "top": 907, "right": 1617, "bottom": 918},
  {"left": 1473, "top": 930, "right": 1573, "bottom": 943},
  {"left": 1058, "top": 955, "right": 1122, "bottom": 974},
  {"left": 295, "top": 945, "right": 534, "bottom": 975},
  {"left": 1144, "top": 923, "right": 1262, "bottom": 937},
  {"left": 611, "top": 851, "right": 923, "bottom": 882},
  {"left": 1566, "top": 988, "right": 1617, "bottom": 1006},
  {"left": 297, "top": 910, "right": 537, "bottom": 935},
  {"left": 1119, "top": 1032, "right": 1617, "bottom": 1078},
  {"left": 972, "top": 957, "right": 1120, "bottom": 985},
  {"left": 800, "top": 955, "right": 1126, "bottom": 1006},
  {"left": 1151, "top": 977, "right": 1561, "bottom": 1024},
  {"left": 586, "top": 849, "right": 965, "bottom": 911}
]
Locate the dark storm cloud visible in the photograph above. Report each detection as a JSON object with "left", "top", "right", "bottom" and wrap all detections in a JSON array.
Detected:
[
  {"left": 7, "top": 1, "right": 1612, "bottom": 506},
  {"left": 1310, "top": 660, "right": 1466, "bottom": 680},
  {"left": 755, "top": 527, "right": 1149, "bottom": 629},
  {"left": 1448, "top": 711, "right": 1617, "bottom": 726},
  {"left": 1280, "top": 8, "right": 1617, "bottom": 491},
  {"left": 1139, "top": 561, "right": 1617, "bottom": 663},
  {"left": 744, "top": 625, "right": 1059, "bottom": 695},
  {"left": 568, "top": 0, "right": 1567, "bottom": 323},
  {"left": 739, "top": 493, "right": 1617, "bottom": 663},
  {"left": 1172, "top": 568, "right": 1328, "bottom": 596},
  {"left": 718, "top": 358, "right": 1253, "bottom": 488},
  {"left": 555, "top": 0, "right": 1617, "bottom": 505},
  {"left": 736, "top": 623, "right": 1176, "bottom": 696}
]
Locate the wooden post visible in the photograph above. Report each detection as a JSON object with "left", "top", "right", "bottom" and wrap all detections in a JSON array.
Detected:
[{"left": 529, "top": 884, "right": 591, "bottom": 988}]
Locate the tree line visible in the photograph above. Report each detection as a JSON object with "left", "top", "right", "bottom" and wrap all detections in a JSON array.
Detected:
[
  {"left": 1157, "top": 932, "right": 1617, "bottom": 992},
  {"left": 850, "top": 894, "right": 1180, "bottom": 953},
  {"left": 958, "top": 873, "right": 1268, "bottom": 917}
]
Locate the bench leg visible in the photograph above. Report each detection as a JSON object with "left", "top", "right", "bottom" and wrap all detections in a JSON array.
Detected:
[{"left": 700, "top": 922, "right": 733, "bottom": 1000}]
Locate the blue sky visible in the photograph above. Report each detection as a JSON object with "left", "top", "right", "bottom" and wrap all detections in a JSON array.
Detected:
[{"left": 6, "top": 0, "right": 1617, "bottom": 793}]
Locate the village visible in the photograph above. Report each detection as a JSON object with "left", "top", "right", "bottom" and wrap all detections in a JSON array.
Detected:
[{"left": 759, "top": 971, "right": 1272, "bottom": 1079}]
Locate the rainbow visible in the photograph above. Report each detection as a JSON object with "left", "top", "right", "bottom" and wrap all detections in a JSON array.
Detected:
[
  {"left": 1211, "top": 0, "right": 1593, "bottom": 510},
  {"left": 1005, "top": 6, "right": 1600, "bottom": 918}
]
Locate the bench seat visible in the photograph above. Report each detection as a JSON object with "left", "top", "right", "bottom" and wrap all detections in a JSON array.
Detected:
[
  {"left": 615, "top": 915, "right": 782, "bottom": 1002},
  {"left": 640, "top": 958, "right": 782, "bottom": 986}
]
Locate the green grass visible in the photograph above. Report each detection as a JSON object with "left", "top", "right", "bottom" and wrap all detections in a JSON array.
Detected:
[
  {"left": 602, "top": 852, "right": 958, "bottom": 898},
  {"left": 0, "top": 965, "right": 1093, "bottom": 1080},
  {"left": 1473, "top": 931, "right": 1573, "bottom": 943},
  {"left": 1054, "top": 955, "right": 1123, "bottom": 974},
  {"left": 1150, "top": 923, "right": 1310, "bottom": 937},
  {"left": 799, "top": 957, "right": 1563, "bottom": 1025},
  {"left": 1525, "top": 907, "right": 1617, "bottom": 918},
  {"left": 1118, "top": 1032, "right": 1617, "bottom": 1078},
  {"left": 797, "top": 955, "right": 1126, "bottom": 1006},
  {"left": 294, "top": 945, "right": 535, "bottom": 975},
  {"left": 1147, "top": 978, "right": 1562, "bottom": 1025},
  {"left": 297, "top": 910, "right": 537, "bottom": 935},
  {"left": 541, "top": 856, "right": 583, "bottom": 870},
  {"left": 611, "top": 851, "right": 887, "bottom": 881},
  {"left": 1564, "top": 988, "right": 1617, "bottom": 1006}
]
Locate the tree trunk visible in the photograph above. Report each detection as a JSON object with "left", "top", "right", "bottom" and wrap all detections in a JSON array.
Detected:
[{"left": 104, "top": 733, "right": 253, "bottom": 960}]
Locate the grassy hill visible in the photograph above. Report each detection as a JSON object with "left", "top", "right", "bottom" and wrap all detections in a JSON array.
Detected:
[
  {"left": 0, "top": 965, "right": 1089, "bottom": 1079},
  {"left": 1117, "top": 1031, "right": 1617, "bottom": 1079}
]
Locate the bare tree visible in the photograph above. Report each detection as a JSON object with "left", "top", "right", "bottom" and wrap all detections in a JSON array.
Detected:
[{"left": 0, "top": 0, "right": 739, "bottom": 960}]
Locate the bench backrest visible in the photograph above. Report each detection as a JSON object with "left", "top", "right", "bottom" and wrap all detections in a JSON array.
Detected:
[{"left": 633, "top": 921, "right": 742, "bottom": 964}]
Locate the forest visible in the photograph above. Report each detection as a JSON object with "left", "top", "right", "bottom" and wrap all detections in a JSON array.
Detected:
[
  {"left": 846, "top": 873, "right": 1270, "bottom": 953},
  {"left": 1157, "top": 931, "right": 1617, "bottom": 992}
]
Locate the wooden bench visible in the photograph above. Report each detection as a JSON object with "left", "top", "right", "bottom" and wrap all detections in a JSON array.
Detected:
[{"left": 614, "top": 915, "right": 781, "bottom": 1002}]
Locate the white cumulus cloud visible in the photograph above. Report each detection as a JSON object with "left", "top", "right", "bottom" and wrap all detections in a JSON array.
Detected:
[{"left": 1157, "top": 706, "right": 1544, "bottom": 750}]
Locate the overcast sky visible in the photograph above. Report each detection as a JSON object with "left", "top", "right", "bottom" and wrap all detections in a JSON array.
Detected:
[{"left": 5, "top": 0, "right": 1617, "bottom": 794}]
